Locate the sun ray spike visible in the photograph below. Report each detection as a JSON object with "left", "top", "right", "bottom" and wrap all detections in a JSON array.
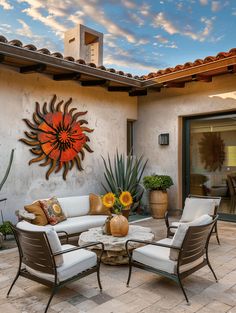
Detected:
[
  {"left": 46, "top": 159, "right": 57, "bottom": 180},
  {"left": 35, "top": 102, "right": 44, "bottom": 119},
  {"left": 43, "top": 102, "right": 48, "bottom": 114},
  {"left": 19, "top": 138, "right": 40, "bottom": 146},
  {"left": 79, "top": 149, "right": 85, "bottom": 160},
  {"left": 50, "top": 95, "right": 57, "bottom": 112},
  {"left": 63, "top": 98, "right": 72, "bottom": 114},
  {"left": 84, "top": 143, "right": 93, "bottom": 153},
  {"left": 81, "top": 127, "right": 94, "bottom": 133},
  {"left": 75, "top": 155, "right": 83, "bottom": 171},
  {"left": 72, "top": 111, "right": 88, "bottom": 122},
  {"left": 40, "top": 158, "right": 51, "bottom": 167},
  {"left": 29, "top": 154, "right": 46, "bottom": 165},
  {"left": 30, "top": 148, "right": 42, "bottom": 155},
  {"left": 33, "top": 112, "right": 41, "bottom": 125},
  {"left": 25, "top": 131, "right": 37, "bottom": 139},
  {"left": 63, "top": 162, "right": 69, "bottom": 180},
  {"left": 70, "top": 159, "right": 75, "bottom": 170},
  {"left": 22, "top": 119, "right": 38, "bottom": 131},
  {"left": 55, "top": 161, "right": 63, "bottom": 173},
  {"left": 78, "top": 119, "right": 88, "bottom": 125},
  {"left": 56, "top": 100, "right": 63, "bottom": 112}
]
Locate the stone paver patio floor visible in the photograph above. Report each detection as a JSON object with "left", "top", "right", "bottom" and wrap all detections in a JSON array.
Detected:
[{"left": 1, "top": 218, "right": 236, "bottom": 313}]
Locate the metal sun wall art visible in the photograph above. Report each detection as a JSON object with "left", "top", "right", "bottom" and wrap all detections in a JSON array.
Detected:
[
  {"left": 199, "top": 132, "right": 225, "bottom": 172},
  {"left": 20, "top": 95, "right": 93, "bottom": 180}
]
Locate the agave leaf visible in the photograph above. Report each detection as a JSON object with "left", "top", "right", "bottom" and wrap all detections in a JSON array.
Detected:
[{"left": 0, "top": 149, "right": 14, "bottom": 192}]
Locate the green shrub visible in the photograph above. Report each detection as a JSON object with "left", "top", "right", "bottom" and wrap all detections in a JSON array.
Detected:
[
  {"left": 0, "top": 221, "right": 13, "bottom": 236},
  {"left": 143, "top": 174, "right": 173, "bottom": 191}
]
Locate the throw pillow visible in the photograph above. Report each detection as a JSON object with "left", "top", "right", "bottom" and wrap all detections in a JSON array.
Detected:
[
  {"left": 169, "top": 214, "right": 212, "bottom": 261},
  {"left": 24, "top": 201, "right": 48, "bottom": 226},
  {"left": 40, "top": 197, "right": 66, "bottom": 225},
  {"left": 89, "top": 193, "right": 111, "bottom": 215}
]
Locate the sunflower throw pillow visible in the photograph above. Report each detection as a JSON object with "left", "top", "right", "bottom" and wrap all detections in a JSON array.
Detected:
[{"left": 40, "top": 197, "right": 66, "bottom": 225}]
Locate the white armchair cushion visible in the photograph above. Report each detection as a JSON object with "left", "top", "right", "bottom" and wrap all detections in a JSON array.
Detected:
[
  {"left": 17, "top": 221, "right": 63, "bottom": 266},
  {"left": 181, "top": 198, "right": 216, "bottom": 222},
  {"left": 25, "top": 244, "right": 97, "bottom": 283},
  {"left": 133, "top": 238, "right": 203, "bottom": 274},
  {"left": 170, "top": 214, "right": 212, "bottom": 261}
]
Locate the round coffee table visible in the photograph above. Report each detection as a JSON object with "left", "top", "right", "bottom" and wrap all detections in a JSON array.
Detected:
[{"left": 78, "top": 225, "right": 154, "bottom": 265}]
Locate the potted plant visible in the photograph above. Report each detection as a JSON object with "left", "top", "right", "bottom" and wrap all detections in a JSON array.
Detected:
[{"left": 143, "top": 174, "right": 173, "bottom": 219}]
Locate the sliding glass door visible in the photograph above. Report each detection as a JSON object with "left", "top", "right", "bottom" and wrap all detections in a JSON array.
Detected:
[{"left": 184, "top": 113, "right": 236, "bottom": 221}]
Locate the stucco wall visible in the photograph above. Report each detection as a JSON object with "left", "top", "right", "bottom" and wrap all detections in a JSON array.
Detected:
[
  {"left": 134, "top": 74, "right": 236, "bottom": 210},
  {"left": 0, "top": 65, "right": 137, "bottom": 221}
]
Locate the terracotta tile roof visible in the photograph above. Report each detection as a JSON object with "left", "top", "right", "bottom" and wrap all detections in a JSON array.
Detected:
[
  {"left": 0, "top": 34, "right": 235, "bottom": 87},
  {"left": 0, "top": 35, "right": 141, "bottom": 80},
  {"left": 143, "top": 48, "right": 236, "bottom": 80}
]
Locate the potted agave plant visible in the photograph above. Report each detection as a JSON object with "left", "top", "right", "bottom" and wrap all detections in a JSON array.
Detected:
[
  {"left": 143, "top": 174, "right": 173, "bottom": 219},
  {"left": 102, "top": 191, "right": 133, "bottom": 237}
]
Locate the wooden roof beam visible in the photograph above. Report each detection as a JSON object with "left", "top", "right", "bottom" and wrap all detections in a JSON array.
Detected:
[
  {"left": 20, "top": 63, "right": 46, "bottom": 74},
  {"left": 163, "top": 82, "right": 185, "bottom": 88},
  {"left": 53, "top": 73, "right": 81, "bottom": 81},
  {"left": 228, "top": 65, "right": 236, "bottom": 73},
  {"left": 0, "top": 54, "right": 5, "bottom": 63},
  {"left": 107, "top": 86, "right": 131, "bottom": 92},
  {"left": 80, "top": 79, "right": 107, "bottom": 86},
  {"left": 192, "top": 74, "right": 212, "bottom": 82},
  {"left": 129, "top": 89, "right": 147, "bottom": 97}
]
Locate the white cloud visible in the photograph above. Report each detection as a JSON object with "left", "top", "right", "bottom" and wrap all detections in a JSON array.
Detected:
[
  {"left": 17, "top": 19, "right": 33, "bottom": 37},
  {"left": 199, "top": 0, "right": 208, "bottom": 5},
  {"left": 155, "top": 35, "right": 169, "bottom": 44},
  {"left": 121, "top": 0, "right": 136, "bottom": 9},
  {"left": 129, "top": 13, "right": 145, "bottom": 27},
  {"left": 0, "top": 0, "right": 13, "bottom": 10},
  {"left": 153, "top": 12, "right": 213, "bottom": 42},
  {"left": 153, "top": 12, "right": 178, "bottom": 35},
  {"left": 211, "top": 1, "right": 220, "bottom": 12},
  {"left": 139, "top": 3, "right": 150, "bottom": 16}
]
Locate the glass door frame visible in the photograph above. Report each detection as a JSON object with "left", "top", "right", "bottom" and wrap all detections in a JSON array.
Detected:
[{"left": 183, "top": 111, "right": 236, "bottom": 222}]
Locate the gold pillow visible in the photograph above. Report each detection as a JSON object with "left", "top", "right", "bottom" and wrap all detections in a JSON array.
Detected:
[
  {"left": 89, "top": 193, "right": 111, "bottom": 215},
  {"left": 24, "top": 201, "right": 48, "bottom": 226}
]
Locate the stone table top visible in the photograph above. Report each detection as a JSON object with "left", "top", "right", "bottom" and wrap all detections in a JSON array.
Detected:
[{"left": 79, "top": 225, "right": 155, "bottom": 251}]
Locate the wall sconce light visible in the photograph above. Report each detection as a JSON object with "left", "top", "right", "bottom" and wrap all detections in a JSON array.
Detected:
[{"left": 159, "top": 133, "right": 169, "bottom": 145}]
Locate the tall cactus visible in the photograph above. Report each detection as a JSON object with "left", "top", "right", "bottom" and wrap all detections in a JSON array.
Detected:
[{"left": 0, "top": 149, "right": 14, "bottom": 192}]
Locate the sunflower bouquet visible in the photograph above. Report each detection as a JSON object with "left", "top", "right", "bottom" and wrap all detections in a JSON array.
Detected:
[{"left": 102, "top": 191, "right": 133, "bottom": 214}]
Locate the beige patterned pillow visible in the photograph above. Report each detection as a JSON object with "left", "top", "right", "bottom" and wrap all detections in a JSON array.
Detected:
[{"left": 40, "top": 197, "right": 66, "bottom": 225}]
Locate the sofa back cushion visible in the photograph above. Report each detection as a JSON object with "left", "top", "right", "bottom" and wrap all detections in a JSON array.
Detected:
[
  {"left": 169, "top": 214, "right": 212, "bottom": 261},
  {"left": 181, "top": 198, "right": 216, "bottom": 222},
  {"left": 17, "top": 221, "right": 63, "bottom": 267},
  {"left": 58, "top": 196, "right": 90, "bottom": 217}
]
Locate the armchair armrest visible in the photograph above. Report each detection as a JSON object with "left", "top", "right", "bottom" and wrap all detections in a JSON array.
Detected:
[
  {"left": 165, "top": 209, "right": 182, "bottom": 228},
  {"left": 125, "top": 239, "right": 180, "bottom": 259},
  {"left": 56, "top": 231, "right": 69, "bottom": 244}
]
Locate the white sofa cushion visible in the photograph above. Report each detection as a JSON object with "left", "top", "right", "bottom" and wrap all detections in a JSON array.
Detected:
[
  {"left": 181, "top": 198, "right": 216, "bottom": 222},
  {"left": 133, "top": 238, "right": 203, "bottom": 274},
  {"left": 25, "top": 244, "right": 97, "bottom": 283},
  {"left": 170, "top": 214, "right": 212, "bottom": 261},
  {"left": 57, "top": 196, "right": 90, "bottom": 218},
  {"left": 17, "top": 221, "right": 63, "bottom": 266},
  {"left": 46, "top": 215, "right": 108, "bottom": 235}
]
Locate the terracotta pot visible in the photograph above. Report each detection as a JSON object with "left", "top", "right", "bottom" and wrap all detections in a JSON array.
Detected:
[
  {"left": 110, "top": 214, "right": 129, "bottom": 237},
  {"left": 149, "top": 190, "right": 168, "bottom": 219},
  {"left": 121, "top": 207, "right": 130, "bottom": 220}
]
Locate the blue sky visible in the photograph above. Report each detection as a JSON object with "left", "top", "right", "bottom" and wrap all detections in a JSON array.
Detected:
[{"left": 0, "top": 0, "right": 235, "bottom": 75}]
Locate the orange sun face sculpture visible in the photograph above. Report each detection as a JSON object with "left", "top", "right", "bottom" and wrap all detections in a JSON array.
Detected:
[{"left": 20, "top": 95, "right": 93, "bottom": 180}]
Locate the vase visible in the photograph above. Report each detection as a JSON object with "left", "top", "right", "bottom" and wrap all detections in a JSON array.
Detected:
[
  {"left": 149, "top": 190, "right": 168, "bottom": 219},
  {"left": 110, "top": 214, "right": 129, "bottom": 237},
  {"left": 103, "top": 216, "right": 112, "bottom": 235},
  {"left": 121, "top": 206, "right": 130, "bottom": 220}
]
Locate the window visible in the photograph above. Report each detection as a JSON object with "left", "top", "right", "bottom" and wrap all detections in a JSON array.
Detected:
[{"left": 127, "top": 120, "right": 134, "bottom": 155}]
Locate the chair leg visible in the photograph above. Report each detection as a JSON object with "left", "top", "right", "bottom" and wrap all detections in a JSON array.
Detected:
[
  {"left": 214, "top": 223, "right": 220, "bottom": 245},
  {"left": 207, "top": 260, "right": 218, "bottom": 282},
  {"left": 97, "top": 266, "right": 102, "bottom": 291},
  {"left": 126, "top": 262, "right": 132, "bottom": 287},
  {"left": 177, "top": 276, "right": 189, "bottom": 304},
  {"left": 44, "top": 287, "right": 57, "bottom": 313},
  {"left": 7, "top": 271, "right": 20, "bottom": 297}
]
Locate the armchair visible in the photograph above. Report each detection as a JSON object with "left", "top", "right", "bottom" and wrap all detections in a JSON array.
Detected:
[
  {"left": 165, "top": 195, "right": 221, "bottom": 244},
  {"left": 126, "top": 215, "right": 218, "bottom": 304},
  {"left": 7, "top": 221, "right": 104, "bottom": 313}
]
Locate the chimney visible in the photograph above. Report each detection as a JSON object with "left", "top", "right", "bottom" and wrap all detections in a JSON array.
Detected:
[{"left": 64, "top": 24, "right": 103, "bottom": 66}]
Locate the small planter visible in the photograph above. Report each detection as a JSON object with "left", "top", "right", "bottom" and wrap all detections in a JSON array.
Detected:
[
  {"left": 149, "top": 190, "right": 168, "bottom": 219},
  {"left": 0, "top": 232, "right": 3, "bottom": 249},
  {"left": 110, "top": 214, "right": 129, "bottom": 237}
]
